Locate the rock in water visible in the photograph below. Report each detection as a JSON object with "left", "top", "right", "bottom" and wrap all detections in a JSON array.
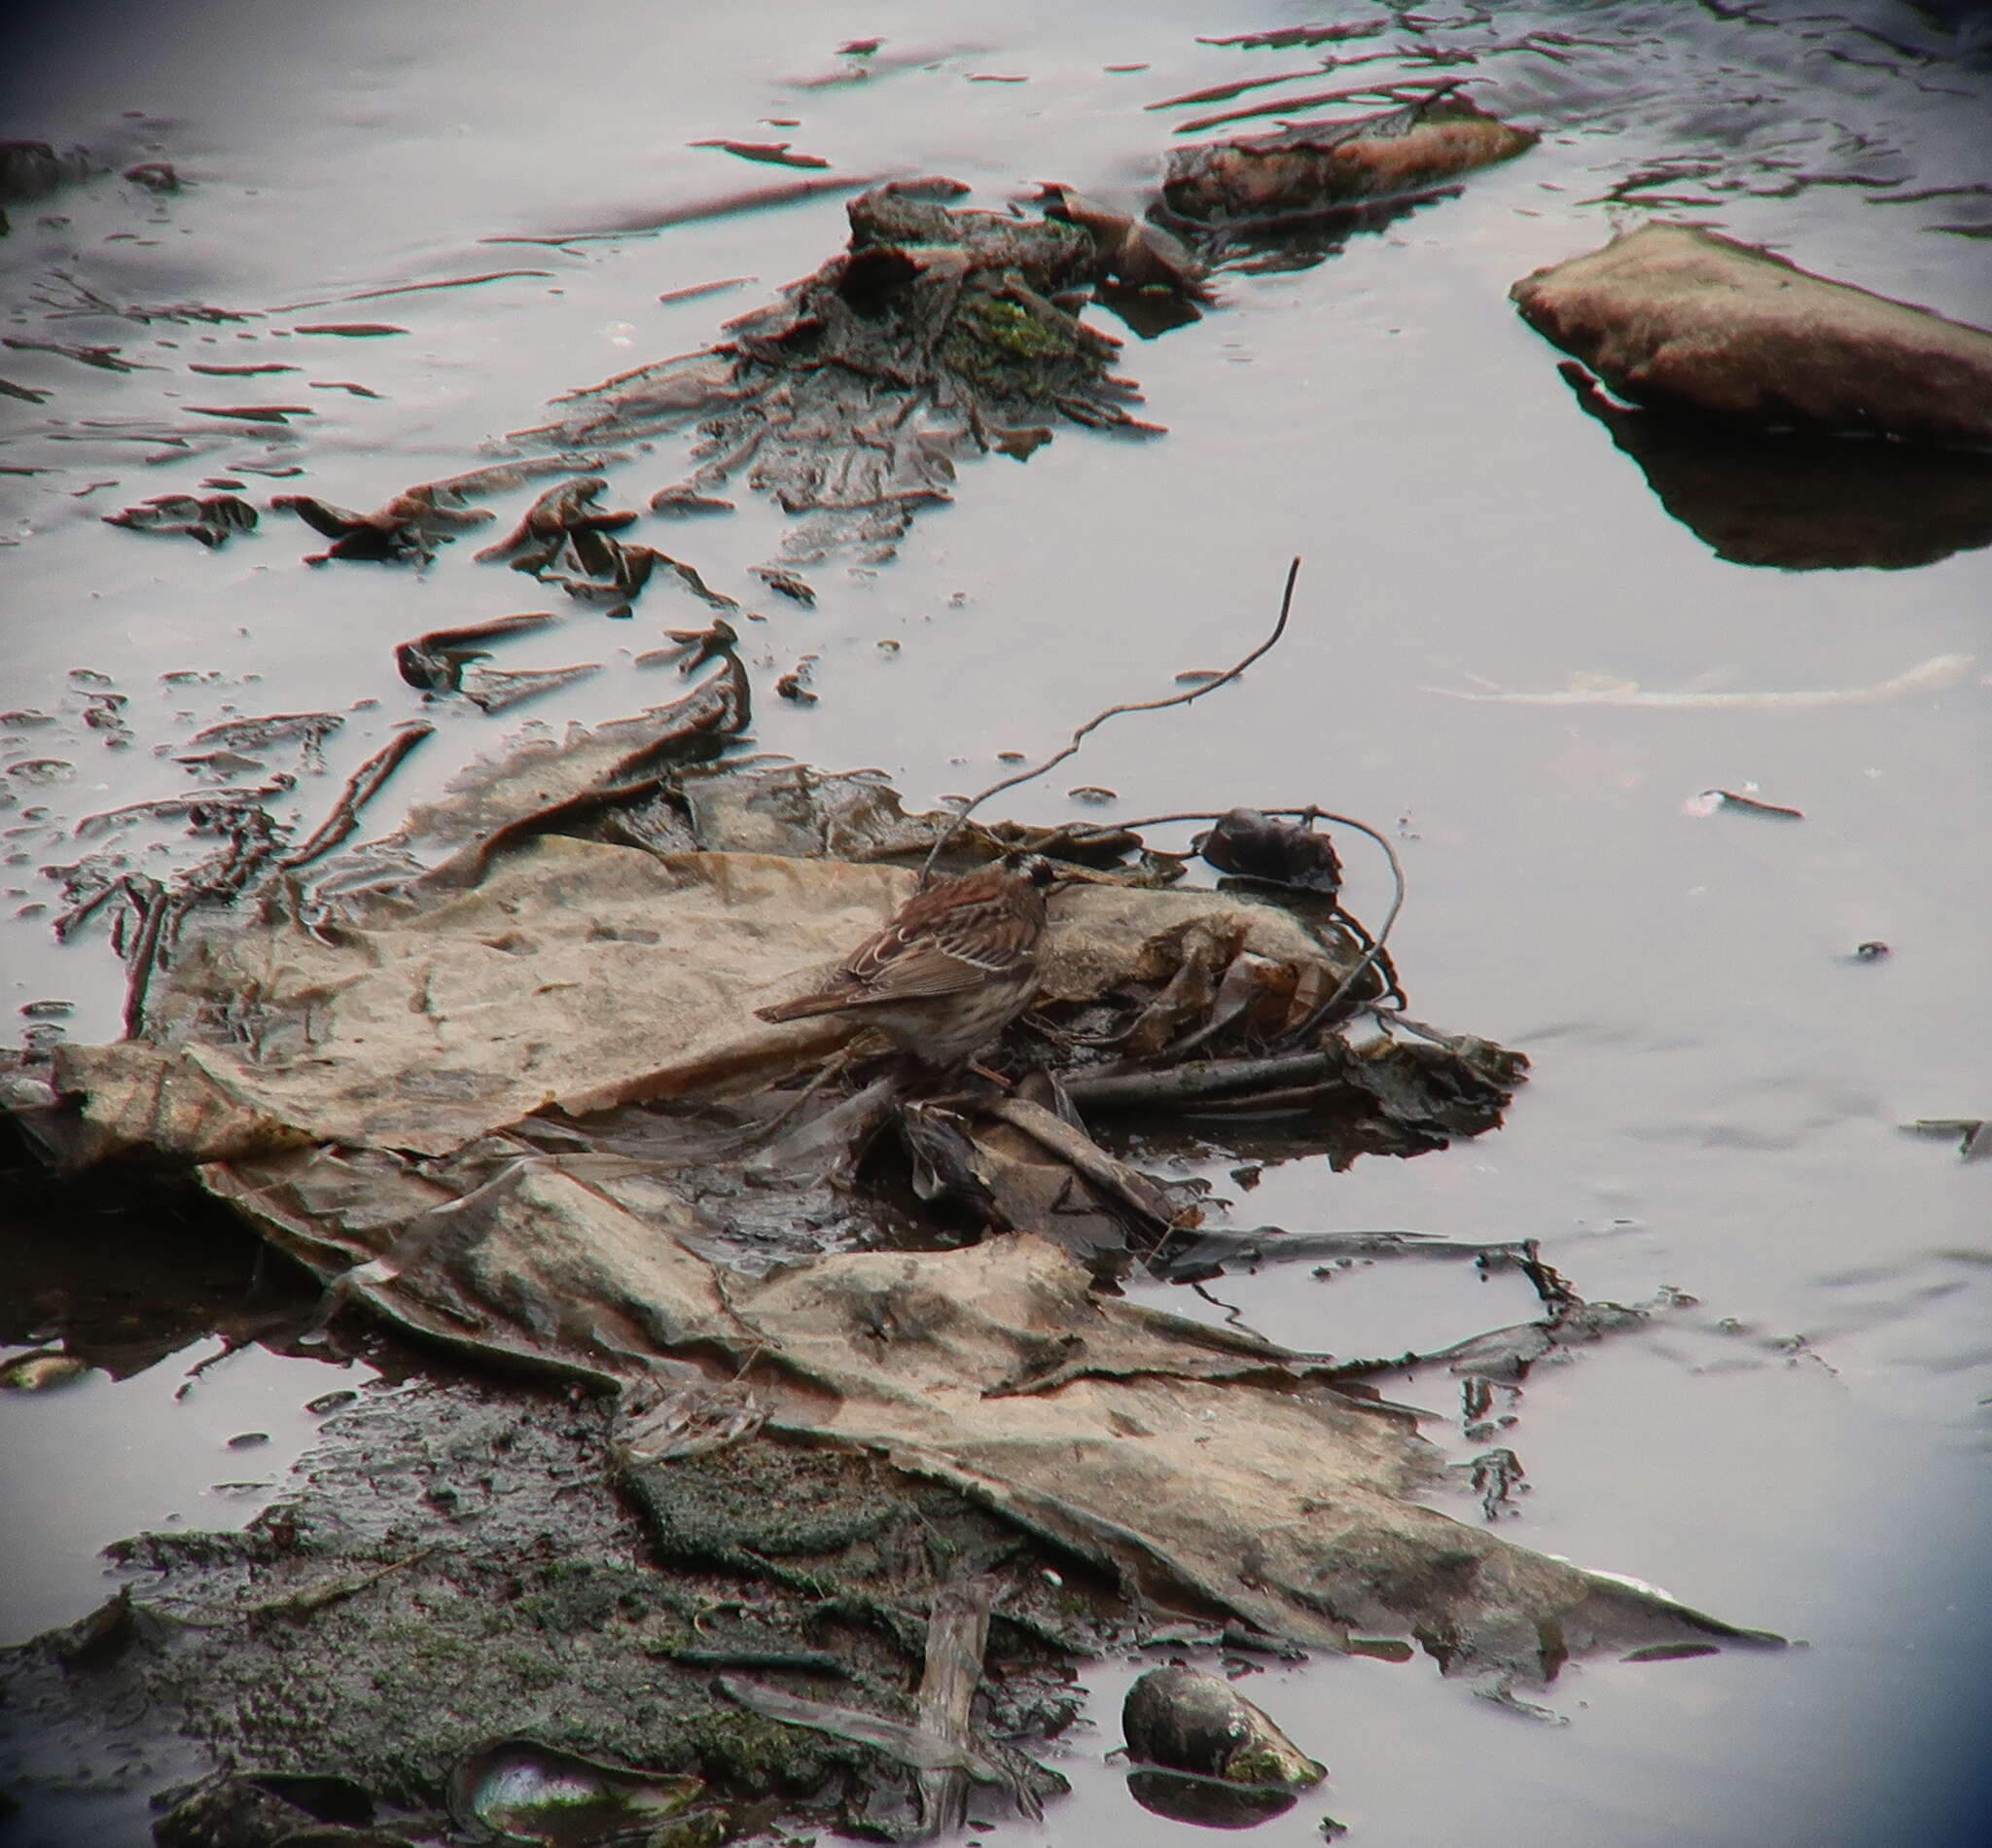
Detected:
[
  {"left": 1121, "top": 1665, "right": 1326, "bottom": 1786},
  {"left": 1512, "top": 223, "right": 1992, "bottom": 449}
]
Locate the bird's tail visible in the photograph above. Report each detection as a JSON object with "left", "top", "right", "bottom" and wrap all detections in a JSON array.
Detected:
[{"left": 755, "top": 991, "right": 854, "bottom": 1025}]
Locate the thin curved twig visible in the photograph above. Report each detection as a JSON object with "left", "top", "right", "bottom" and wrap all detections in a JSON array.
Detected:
[
  {"left": 1061, "top": 801, "right": 1408, "bottom": 1032},
  {"left": 917, "top": 556, "right": 1301, "bottom": 885},
  {"left": 1282, "top": 808, "right": 1406, "bottom": 1034}
]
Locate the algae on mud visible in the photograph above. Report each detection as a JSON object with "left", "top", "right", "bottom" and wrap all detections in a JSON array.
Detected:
[{"left": 0, "top": 1371, "right": 1096, "bottom": 1846}]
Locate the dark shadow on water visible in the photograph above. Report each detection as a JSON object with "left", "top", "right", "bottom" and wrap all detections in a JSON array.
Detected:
[
  {"left": 0, "top": 1120, "right": 321, "bottom": 1379},
  {"left": 1151, "top": 190, "right": 1450, "bottom": 280},
  {"left": 1558, "top": 362, "right": 1992, "bottom": 571}
]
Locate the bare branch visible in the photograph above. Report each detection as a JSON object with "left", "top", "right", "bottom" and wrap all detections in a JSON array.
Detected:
[{"left": 918, "top": 557, "right": 1301, "bottom": 884}]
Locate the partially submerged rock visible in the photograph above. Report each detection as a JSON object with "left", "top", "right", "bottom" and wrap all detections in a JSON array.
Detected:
[
  {"left": 1163, "top": 92, "right": 1537, "bottom": 228},
  {"left": 1512, "top": 223, "right": 1992, "bottom": 449},
  {"left": 1121, "top": 1665, "right": 1324, "bottom": 1786}
]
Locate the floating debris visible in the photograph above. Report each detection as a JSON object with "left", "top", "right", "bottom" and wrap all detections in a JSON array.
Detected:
[
  {"left": 1686, "top": 789, "right": 1804, "bottom": 821},
  {"left": 1903, "top": 1119, "right": 1991, "bottom": 1160},
  {"left": 103, "top": 492, "right": 258, "bottom": 548},
  {"left": 1196, "top": 807, "right": 1343, "bottom": 895},
  {"left": 0, "top": 1350, "right": 92, "bottom": 1392},
  {"left": 274, "top": 480, "right": 497, "bottom": 564},
  {"left": 396, "top": 615, "right": 560, "bottom": 695},
  {"left": 690, "top": 138, "right": 832, "bottom": 170}
]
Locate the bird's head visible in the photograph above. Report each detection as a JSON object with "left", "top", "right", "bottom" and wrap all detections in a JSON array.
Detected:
[{"left": 1002, "top": 851, "right": 1062, "bottom": 890}]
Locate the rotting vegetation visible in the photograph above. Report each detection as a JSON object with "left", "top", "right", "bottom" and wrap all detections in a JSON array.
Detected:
[
  {"left": 8, "top": 78, "right": 1910, "bottom": 1848},
  {"left": 3, "top": 586, "right": 1781, "bottom": 1845}
]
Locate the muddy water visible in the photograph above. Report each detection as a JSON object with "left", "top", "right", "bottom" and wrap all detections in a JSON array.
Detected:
[{"left": 2, "top": 1, "right": 1988, "bottom": 1842}]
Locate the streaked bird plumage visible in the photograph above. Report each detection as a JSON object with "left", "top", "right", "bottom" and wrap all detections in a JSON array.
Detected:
[{"left": 755, "top": 856, "right": 1056, "bottom": 1069}]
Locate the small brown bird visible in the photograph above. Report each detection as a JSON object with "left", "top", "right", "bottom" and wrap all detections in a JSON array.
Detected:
[{"left": 755, "top": 855, "right": 1058, "bottom": 1070}]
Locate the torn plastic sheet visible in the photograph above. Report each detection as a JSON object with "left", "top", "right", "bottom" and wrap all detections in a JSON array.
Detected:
[{"left": 201, "top": 1147, "right": 1777, "bottom": 1685}]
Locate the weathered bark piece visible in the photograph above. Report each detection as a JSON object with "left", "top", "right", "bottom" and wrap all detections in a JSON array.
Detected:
[
  {"left": 914, "top": 1578, "right": 998, "bottom": 1835},
  {"left": 1512, "top": 223, "right": 1992, "bottom": 449},
  {"left": 1163, "top": 93, "right": 1537, "bottom": 226}
]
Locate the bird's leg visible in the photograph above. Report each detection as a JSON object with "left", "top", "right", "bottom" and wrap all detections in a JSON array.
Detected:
[{"left": 709, "top": 1048, "right": 859, "bottom": 1155}]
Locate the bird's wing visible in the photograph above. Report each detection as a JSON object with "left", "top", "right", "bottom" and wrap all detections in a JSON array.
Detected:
[{"left": 842, "top": 880, "right": 1037, "bottom": 1000}]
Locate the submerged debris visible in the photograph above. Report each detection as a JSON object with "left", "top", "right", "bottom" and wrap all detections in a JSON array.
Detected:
[
  {"left": 1195, "top": 19, "right": 1390, "bottom": 51},
  {"left": 1430, "top": 653, "right": 1974, "bottom": 709},
  {"left": 102, "top": 492, "right": 258, "bottom": 548},
  {"left": 508, "top": 185, "right": 1161, "bottom": 563}
]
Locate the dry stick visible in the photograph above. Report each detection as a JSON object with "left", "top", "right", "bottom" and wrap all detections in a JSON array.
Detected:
[
  {"left": 918, "top": 556, "right": 1302, "bottom": 886},
  {"left": 277, "top": 723, "right": 435, "bottom": 871},
  {"left": 915, "top": 1578, "right": 999, "bottom": 1838},
  {"left": 978, "top": 1094, "right": 1182, "bottom": 1226}
]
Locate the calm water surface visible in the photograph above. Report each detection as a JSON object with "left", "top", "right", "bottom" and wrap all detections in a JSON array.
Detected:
[{"left": 2, "top": 3, "right": 1988, "bottom": 1843}]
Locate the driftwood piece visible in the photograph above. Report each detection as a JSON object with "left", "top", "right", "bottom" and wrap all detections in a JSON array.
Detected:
[{"left": 915, "top": 1578, "right": 999, "bottom": 1835}]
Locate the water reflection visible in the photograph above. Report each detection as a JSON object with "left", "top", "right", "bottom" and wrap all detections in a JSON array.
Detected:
[
  {"left": 0, "top": 1, "right": 1989, "bottom": 1843},
  {"left": 1557, "top": 360, "right": 1992, "bottom": 571}
]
